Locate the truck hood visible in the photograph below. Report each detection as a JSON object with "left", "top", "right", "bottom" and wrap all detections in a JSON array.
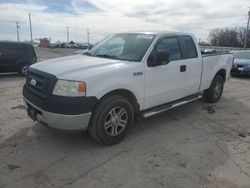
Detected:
[{"left": 31, "top": 55, "right": 134, "bottom": 80}]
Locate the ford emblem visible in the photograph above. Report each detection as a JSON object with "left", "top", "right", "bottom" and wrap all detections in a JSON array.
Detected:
[{"left": 30, "top": 79, "right": 37, "bottom": 86}]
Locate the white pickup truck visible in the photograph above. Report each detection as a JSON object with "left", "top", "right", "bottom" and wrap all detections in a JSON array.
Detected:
[{"left": 23, "top": 32, "right": 233, "bottom": 145}]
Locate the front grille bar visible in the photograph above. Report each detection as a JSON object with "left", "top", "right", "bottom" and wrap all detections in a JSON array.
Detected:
[{"left": 25, "top": 67, "right": 57, "bottom": 98}]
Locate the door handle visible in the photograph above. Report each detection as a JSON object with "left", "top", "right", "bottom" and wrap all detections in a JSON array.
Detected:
[{"left": 180, "top": 65, "right": 186, "bottom": 72}]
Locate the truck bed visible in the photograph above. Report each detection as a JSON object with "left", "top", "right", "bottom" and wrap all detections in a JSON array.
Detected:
[{"left": 199, "top": 52, "right": 233, "bottom": 92}]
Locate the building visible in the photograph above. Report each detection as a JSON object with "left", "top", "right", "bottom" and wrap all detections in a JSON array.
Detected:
[{"left": 37, "top": 38, "right": 50, "bottom": 48}]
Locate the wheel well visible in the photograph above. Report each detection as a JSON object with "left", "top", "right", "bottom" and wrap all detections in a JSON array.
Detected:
[
  {"left": 216, "top": 69, "right": 226, "bottom": 82},
  {"left": 97, "top": 89, "right": 140, "bottom": 113},
  {"left": 18, "top": 62, "right": 31, "bottom": 69}
]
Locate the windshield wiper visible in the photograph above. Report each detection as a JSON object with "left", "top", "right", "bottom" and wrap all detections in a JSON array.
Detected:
[{"left": 95, "top": 54, "right": 119, "bottom": 59}]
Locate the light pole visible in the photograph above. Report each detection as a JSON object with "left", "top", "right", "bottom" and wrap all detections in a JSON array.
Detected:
[
  {"left": 87, "top": 28, "right": 90, "bottom": 45},
  {"left": 29, "top": 13, "right": 33, "bottom": 44},
  {"left": 243, "top": 9, "right": 250, "bottom": 50},
  {"left": 16, "top": 22, "right": 20, "bottom": 42},
  {"left": 66, "top": 27, "right": 69, "bottom": 43},
  {"left": 75, "top": 16, "right": 77, "bottom": 42}
]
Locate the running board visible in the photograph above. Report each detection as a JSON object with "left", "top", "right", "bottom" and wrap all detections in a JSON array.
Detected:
[{"left": 142, "top": 94, "right": 202, "bottom": 118}]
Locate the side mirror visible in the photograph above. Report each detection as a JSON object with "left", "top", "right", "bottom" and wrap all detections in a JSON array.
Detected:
[{"left": 147, "top": 49, "right": 170, "bottom": 67}]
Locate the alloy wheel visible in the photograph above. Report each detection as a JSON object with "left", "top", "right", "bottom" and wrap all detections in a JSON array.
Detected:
[
  {"left": 22, "top": 65, "right": 29, "bottom": 76},
  {"left": 104, "top": 107, "right": 128, "bottom": 137},
  {"left": 214, "top": 81, "right": 222, "bottom": 98}
]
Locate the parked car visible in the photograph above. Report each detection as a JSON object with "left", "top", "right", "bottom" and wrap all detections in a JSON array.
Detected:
[
  {"left": 0, "top": 42, "right": 37, "bottom": 76},
  {"left": 66, "top": 43, "right": 74, "bottom": 48},
  {"left": 80, "top": 43, "right": 94, "bottom": 49},
  {"left": 23, "top": 32, "right": 233, "bottom": 145},
  {"left": 72, "top": 43, "right": 81, "bottom": 48},
  {"left": 59, "top": 42, "right": 67, "bottom": 48},
  {"left": 231, "top": 50, "right": 250, "bottom": 76}
]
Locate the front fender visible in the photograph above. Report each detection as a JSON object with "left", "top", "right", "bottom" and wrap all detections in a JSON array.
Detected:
[{"left": 85, "top": 71, "right": 144, "bottom": 110}]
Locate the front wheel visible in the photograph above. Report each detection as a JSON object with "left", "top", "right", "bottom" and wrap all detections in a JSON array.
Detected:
[
  {"left": 88, "top": 95, "right": 134, "bottom": 145},
  {"left": 204, "top": 75, "right": 224, "bottom": 103},
  {"left": 19, "top": 64, "right": 29, "bottom": 76}
]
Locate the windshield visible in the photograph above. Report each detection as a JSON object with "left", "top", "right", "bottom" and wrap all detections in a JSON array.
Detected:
[
  {"left": 234, "top": 52, "right": 250, "bottom": 59},
  {"left": 87, "top": 33, "right": 155, "bottom": 62}
]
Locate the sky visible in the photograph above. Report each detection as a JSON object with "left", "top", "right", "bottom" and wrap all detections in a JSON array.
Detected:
[{"left": 0, "top": 0, "right": 249, "bottom": 43}]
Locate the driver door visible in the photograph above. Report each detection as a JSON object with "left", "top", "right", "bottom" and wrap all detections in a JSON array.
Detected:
[{"left": 144, "top": 36, "right": 187, "bottom": 109}]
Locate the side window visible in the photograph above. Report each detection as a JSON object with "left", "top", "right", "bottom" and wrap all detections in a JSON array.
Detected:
[
  {"left": 1, "top": 44, "right": 23, "bottom": 55},
  {"left": 156, "top": 37, "right": 182, "bottom": 61},
  {"left": 182, "top": 36, "right": 198, "bottom": 58},
  {"left": 1, "top": 44, "right": 13, "bottom": 55}
]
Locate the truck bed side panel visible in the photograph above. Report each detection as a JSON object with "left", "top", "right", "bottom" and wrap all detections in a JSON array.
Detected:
[{"left": 199, "top": 54, "right": 233, "bottom": 91}]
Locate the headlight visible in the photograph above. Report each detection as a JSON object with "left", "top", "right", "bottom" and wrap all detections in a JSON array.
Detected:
[{"left": 53, "top": 80, "right": 86, "bottom": 97}]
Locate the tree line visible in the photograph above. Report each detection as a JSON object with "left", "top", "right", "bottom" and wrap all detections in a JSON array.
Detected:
[{"left": 207, "top": 27, "right": 250, "bottom": 48}]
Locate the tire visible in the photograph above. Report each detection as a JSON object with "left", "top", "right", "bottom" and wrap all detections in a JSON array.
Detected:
[
  {"left": 19, "top": 64, "right": 29, "bottom": 76},
  {"left": 88, "top": 95, "right": 134, "bottom": 145},
  {"left": 204, "top": 75, "right": 224, "bottom": 103}
]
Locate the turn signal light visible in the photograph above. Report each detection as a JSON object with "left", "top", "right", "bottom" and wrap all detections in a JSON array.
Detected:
[{"left": 78, "top": 82, "right": 86, "bottom": 93}]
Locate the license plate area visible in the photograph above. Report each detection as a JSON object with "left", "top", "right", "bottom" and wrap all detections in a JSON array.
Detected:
[
  {"left": 238, "top": 67, "right": 244, "bottom": 71},
  {"left": 27, "top": 104, "right": 39, "bottom": 121}
]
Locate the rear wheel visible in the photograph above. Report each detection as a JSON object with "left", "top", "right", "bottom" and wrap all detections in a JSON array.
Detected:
[
  {"left": 204, "top": 75, "right": 224, "bottom": 103},
  {"left": 88, "top": 95, "right": 134, "bottom": 145},
  {"left": 19, "top": 64, "right": 29, "bottom": 76}
]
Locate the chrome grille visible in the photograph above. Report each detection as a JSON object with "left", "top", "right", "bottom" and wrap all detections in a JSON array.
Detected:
[{"left": 25, "top": 68, "right": 56, "bottom": 98}]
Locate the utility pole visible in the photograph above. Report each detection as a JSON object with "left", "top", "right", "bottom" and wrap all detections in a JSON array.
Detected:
[
  {"left": 243, "top": 9, "right": 250, "bottom": 50},
  {"left": 87, "top": 28, "right": 90, "bottom": 45},
  {"left": 75, "top": 16, "right": 77, "bottom": 42},
  {"left": 16, "top": 22, "right": 20, "bottom": 42},
  {"left": 29, "top": 13, "right": 33, "bottom": 44},
  {"left": 66, "top": 27, "right": 69, "bottom": 43}
]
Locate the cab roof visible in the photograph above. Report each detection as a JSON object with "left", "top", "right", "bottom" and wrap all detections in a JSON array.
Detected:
[{"left": 117, "top": 31, "right": 193, "bottom": 36}]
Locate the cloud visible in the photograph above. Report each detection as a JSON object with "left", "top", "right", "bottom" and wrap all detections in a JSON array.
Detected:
[
  {"left": 0, "top": 0, "right": 249, "bottom": 43},
  {"left": 72, "top": 0, "right": 100, "bottom": 14}
]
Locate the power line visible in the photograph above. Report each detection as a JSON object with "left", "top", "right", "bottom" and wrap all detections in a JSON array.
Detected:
[
  {"left": 0, "top": 19, "right": 104, "bottom": 33},
  {"left": 0, "top": 19, "right": 112, "bottom": 42}
]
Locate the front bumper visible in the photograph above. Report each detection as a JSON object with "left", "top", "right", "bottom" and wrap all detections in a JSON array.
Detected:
[
  {"left": 231, "top": 66, "right": 250, "bottom": 75},
  {"left": 23, "top": 97, "right": 91, "bottom": 131}
]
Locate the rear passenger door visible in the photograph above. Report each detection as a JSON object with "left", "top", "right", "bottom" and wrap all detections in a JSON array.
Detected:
[
  {"left": 180, "top": 35, "right": 202, "bottom": 96},
  {"left": 0, "top": 44, "right": 23, "bottom": 67}
]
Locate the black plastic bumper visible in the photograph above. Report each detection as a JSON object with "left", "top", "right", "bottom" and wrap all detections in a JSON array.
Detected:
[
  {"left": 231, "top": 69, "right": 250, "bottom": 75},
  {"left": 23, "top": 86, "right": 98, "bottom": 115}
]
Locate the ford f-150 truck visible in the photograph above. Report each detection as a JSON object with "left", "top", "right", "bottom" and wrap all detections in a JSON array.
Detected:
[{"left": 23, "top": 32, "right": 233, "bottom": 145}]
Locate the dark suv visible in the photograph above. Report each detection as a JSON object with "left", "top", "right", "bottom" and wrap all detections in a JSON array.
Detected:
[{"left": 0, "top": 42, "right": 37, "bottom": 76}]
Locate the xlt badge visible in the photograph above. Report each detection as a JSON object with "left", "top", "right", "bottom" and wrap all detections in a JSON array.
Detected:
[{"left": 133, "top": 72, "right": 143, "bottom": 76}]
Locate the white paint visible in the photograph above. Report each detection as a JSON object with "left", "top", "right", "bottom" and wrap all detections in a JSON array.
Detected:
[{"left": 31, "top": 32, "right": 233, "bottom": 111}]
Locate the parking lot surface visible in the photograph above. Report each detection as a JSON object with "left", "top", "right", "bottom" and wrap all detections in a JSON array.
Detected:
[{"left": 0, "top": 48, "right": 250, "bottom": 188}]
